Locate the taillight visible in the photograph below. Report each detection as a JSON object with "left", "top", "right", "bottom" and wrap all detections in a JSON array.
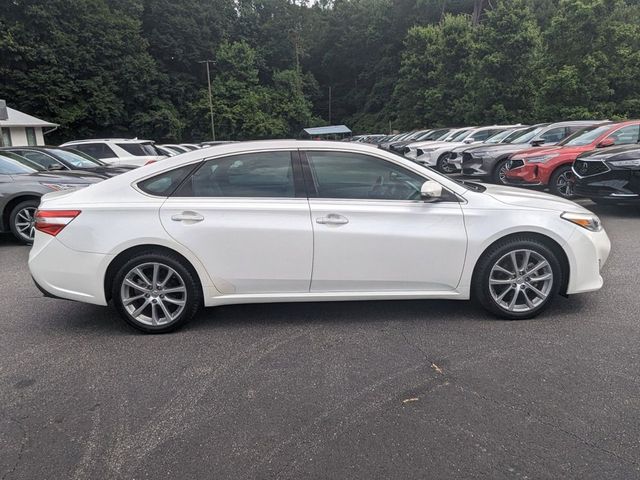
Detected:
[{"left": 34, "top": 210, "right": 81, "bottom": 236}]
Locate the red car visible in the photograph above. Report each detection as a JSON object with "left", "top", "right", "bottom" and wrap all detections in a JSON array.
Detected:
[{"left": 504, "top": 120, "right": 640, "bottom": 197}]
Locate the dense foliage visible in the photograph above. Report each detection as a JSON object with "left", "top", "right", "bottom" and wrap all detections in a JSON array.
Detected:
[{"left": 2, "top": 0, "right": 640, "bottom": 141}]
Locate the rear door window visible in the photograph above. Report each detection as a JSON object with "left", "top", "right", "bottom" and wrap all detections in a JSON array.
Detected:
[{"left": 175, "top": 152, "right": 296, "bottom": 198}]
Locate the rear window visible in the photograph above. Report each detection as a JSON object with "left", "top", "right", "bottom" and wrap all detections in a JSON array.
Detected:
[
  {"left": 117, "top": 143, "right": 161, "bottom": 156},
  {"left": 137, "top": 164, "right": 199, "bottom": 196}
]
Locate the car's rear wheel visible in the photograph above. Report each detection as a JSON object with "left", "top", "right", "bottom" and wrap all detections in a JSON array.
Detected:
[
  {"left": 473, "top": 237, "right": 562, "bottom": 320},
  {"left": 112, "top": 252, "right": 202, "bottom": 333},
  {"left": 9, "top": 199, "right": 39, "bottom": 244},
  {"left": 492, "top": 159, "right": 510, "bottom": 185},
  {"left": 549, "top": 165, "right": 575, "bottom": 198},
  {"left": 436, "top": 154, "right": 456, "bottom": 174}
]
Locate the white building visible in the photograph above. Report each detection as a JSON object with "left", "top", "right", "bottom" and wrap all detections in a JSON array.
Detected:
[{"left": 0, "top": 106, "right": 58, "bottom": 146}]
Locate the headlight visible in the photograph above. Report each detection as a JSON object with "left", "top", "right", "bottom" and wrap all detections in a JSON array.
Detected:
[
  {"left": 561, "top": 211, "right": 603, "bottom": 232},
  {"left": 40, "top": 183, "right": 86, "bottom": 191},
  {"left": 526, "top": 154, "right": 559, "bottom": 164},
  {"left": 609, "top": 159, "right": 640, "bottom": 167}
]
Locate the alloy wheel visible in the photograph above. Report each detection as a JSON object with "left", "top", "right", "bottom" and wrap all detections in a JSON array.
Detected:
[
  {"left": 555, "top": 171, "right": 574, "bottom": 197},
  {"left": 120, "top": 262, "right": 187, "bottom": 326},
  {"left": 488, "top": 249, "right": 554, "bottom": 313},
  {"left": 497, "top": 164, "right": 509, "bottom": 184},
  {"left": 14, "top": 206, "right": 37, "bottom": 242}
]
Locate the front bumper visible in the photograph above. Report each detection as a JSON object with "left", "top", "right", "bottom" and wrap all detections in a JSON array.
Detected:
[
  {"left": 573, "top": 168, "right": 640, "bottom": 202},
  {"left": 29, "top": 234, "right": 112, "bottom": 306},
  {"left": 565, "top": 226, "right": 611, "bottom": 294},
  {"left": 460, "top": 153, "right": 493, "bottom": 177},
  {"left": 504, "top": 164, "right": 544, "bottom": 186}
]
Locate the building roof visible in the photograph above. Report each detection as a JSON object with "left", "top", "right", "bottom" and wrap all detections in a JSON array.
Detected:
[
  {"left": 0, "top": 107, "right": 58, "bottom": 128},
  {"left": 303, "top": 125, "right": 352, "bottom": 135}
]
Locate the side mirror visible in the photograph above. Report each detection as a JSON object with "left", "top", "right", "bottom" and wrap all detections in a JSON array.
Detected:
[
  {"left": 48, "top": 163, "right": 64, "bottom": 171},
  {"left": 530, "top": 138, "right": 544, "bottom": 147},
  {"left": 463, "top": 138, "right": 474, "bottom": 144},
  {"left": 597, "top": 138, "right": 615, "bottom": 148},
  {"left": 421, "top": 180, "right": 442, "bottom": 201}
]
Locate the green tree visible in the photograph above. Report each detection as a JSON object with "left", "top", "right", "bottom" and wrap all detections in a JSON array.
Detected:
[
  {"left": 466, "top": 0, "right": 543, "bottom": 124},
  {"left": 0, "top": 0, "right": 167, "bottom": 141},
  {"left": 393, "top": 14, "right": 475, "bottom": 129},
  {"left": 537, "top": 0, "right": 640, "bottom": 120}
]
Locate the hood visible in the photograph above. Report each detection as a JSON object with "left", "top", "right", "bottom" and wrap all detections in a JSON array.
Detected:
[
  {"left": 462, "top": 142, "right": 535, "bottom": 155},
  {"left": 579, "top": 144, "right": 640, "bottom": 160},
  {"left": 406, "top": 140, "right": 453, "bottom": 150},
  {"left": 510, "top": 146, "right": 562, "bottom": 158},
  {"left": 482, "top": 183, "right": 591, "bottom": 213},
  {"left": 19, "top": 171, "right": 104, "bottom": 184}
]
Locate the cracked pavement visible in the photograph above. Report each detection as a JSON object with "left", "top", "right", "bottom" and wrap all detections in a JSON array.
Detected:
[{"left": 1, "top": 202, "right": 639, "bottom": 479}]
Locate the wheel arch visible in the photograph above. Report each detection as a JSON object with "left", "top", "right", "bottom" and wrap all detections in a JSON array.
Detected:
[
  {"left": 103, "top": 244, "right": 206, "bottom": 303},
  {"left": 471, "top": 232, "right": 570, "bottom": 296}
]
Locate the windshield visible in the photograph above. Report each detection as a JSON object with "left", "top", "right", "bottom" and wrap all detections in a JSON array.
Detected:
[
  {"left": 485, "top": 129, "right": 518, "bottom": 144},
  {"left": 507, "top": 126, "right": 544, "bottom": 144},
  {"left": 0, "top": 154, "right": 40, "bottom": 174},
  {"left": 447, "top": 129, "right": 471, "bottom": 142},
  {"left": 49, "top": 149, "right": 102, "bottom": 168},
  {"left": 560, "top": 125, "right": 611, "bottom": 146},
  {"left": 425, "top": 129, "right": 450, "bottom": 141},
  {"left": 63, "top": 148, "right": 107, "bottom": 166}
]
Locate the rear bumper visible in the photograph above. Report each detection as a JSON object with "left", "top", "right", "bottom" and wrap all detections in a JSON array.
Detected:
[{"left": 29, "top": 234, "right": 112, "bottom": 305}]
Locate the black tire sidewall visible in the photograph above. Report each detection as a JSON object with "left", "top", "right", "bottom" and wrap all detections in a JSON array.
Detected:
[
  {"left": 9, "top": 199, "right": 40, "bottom": 244},
  {"left": 112, "top": 252, "right": 202, "bottom": 333},
  {"left": 473, "top": 237, "right": 562, "bottom": 320}
]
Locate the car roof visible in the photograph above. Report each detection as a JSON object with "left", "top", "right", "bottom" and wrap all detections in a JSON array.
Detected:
[{"left": 61, "top": 138, "right": 155, "bottom": 145}]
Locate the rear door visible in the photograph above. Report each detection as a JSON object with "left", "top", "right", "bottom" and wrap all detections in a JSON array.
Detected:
[
  {"left": 159, "top": 150, "right": 313, "bottom": 295},
  {"left": 302, "top": 150, "right": 467, "bottom": 292}
]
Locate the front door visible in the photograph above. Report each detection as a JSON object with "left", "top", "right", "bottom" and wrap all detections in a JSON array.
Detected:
[{"left": 302, "top": 150, "right": 467, "bottom": 292}]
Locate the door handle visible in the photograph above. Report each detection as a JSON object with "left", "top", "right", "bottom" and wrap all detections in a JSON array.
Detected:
[
  {"left": 316, "top": 214, "right": 349, "bottom": 225},
  {"left": 171, "top": 211, "right": 204, "bottom": 223}
]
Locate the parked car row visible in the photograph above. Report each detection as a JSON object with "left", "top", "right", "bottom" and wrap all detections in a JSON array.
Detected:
[
  {"left": 354, "top": 120, "right": 640, "bottom": 203},
  {"left": 0, "top": 139, "right": 235, "bottom": 244}
]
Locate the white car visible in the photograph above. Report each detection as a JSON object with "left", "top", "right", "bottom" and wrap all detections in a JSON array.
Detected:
[
  {"left": 59, "top": 139, "right": 167, "bottom": 167},
  {"left": 408, "top": 125, "right": 521, "bottom": 173},
  {"left": 29, "top": 140, "right": 610, "bottom": 333}
]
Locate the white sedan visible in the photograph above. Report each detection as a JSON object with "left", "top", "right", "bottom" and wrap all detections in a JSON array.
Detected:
[{"left": 29, "top": 140, "right": 610, "bottom": 333}]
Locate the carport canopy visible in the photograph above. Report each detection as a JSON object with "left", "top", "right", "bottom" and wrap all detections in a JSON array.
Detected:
[{"left": 303, "top": 125, "right": 352, "bottom": 136}]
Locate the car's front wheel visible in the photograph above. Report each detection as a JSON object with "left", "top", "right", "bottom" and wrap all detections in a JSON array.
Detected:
[
  {"left": 436, "top": 154, "right": 457, "bottom": 174},
  {"left": 549, "top": 165, "right": 575, "bottom": 198},
  {"left": 9, "top": 199, "right": 40, "bottom": 244},
  {"left": 492, "top": 159, "right": 510, "bottom": 185},
  {"left": 473, "top": 237, "right": 562, "bottom": 320},
  {"left": 112, "top": 251, "right": 202, "bottom": 333}
]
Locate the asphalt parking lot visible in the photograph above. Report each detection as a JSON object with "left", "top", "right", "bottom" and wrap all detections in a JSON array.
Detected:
[{"left": 1, "top": 201, "right": 639, "bottom": 480}]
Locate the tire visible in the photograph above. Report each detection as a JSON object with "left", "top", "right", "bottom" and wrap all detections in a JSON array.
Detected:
[
  {"left": 436, "top": 153, "right": 456, "bottom": 174},
  {"left": 492, "top": 159, "right": 510, "bottom": 185},
  {"left": 473, "top": 236, "right": 562, "bottom": 320},
  {"left": 549, "top": 165, "right": 575, "bottom": 198},
  {"left": 111, "top": 251, "right": 202, "bottom": 333},
  {"left": 9, "top": 199, "right": 40, "bottom": 244}
]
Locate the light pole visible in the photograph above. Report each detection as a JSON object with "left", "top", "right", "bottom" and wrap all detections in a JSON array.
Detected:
[{"left": 199, "top": 60, "right": 216, "bottom": 141}]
